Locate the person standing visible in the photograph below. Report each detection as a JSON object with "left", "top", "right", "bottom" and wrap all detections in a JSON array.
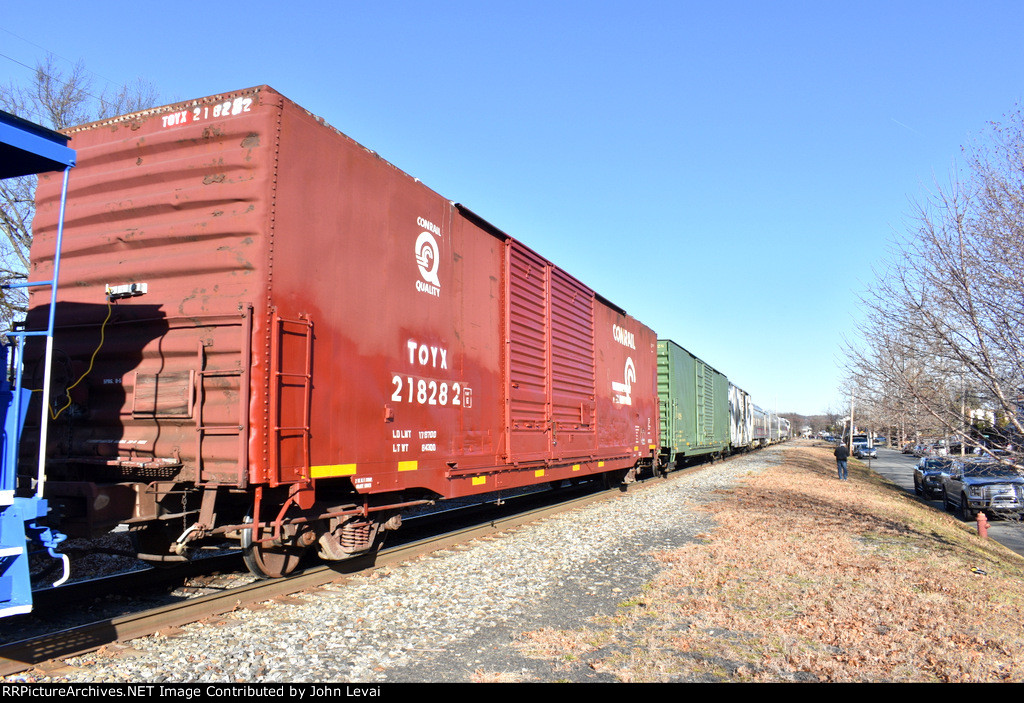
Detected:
[{"left": 834, "top": 442, "right": 850, "bottom": 480}]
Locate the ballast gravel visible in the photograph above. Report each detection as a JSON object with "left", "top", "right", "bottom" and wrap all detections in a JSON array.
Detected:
[{"left": 9, "top": 448, "right": 784, "bottom": 684}]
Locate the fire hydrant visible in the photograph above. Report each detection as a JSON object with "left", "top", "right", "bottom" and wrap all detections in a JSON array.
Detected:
[{"left": 977, "top": 511, "right": 989, "bottom": 538}]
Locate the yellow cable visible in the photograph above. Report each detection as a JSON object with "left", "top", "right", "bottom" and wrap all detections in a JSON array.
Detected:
[{"left": 33, "top": 298, "right": 113, "bottom": 420}]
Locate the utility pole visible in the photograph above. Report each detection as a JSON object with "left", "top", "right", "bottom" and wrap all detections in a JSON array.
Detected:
[{"left": 849, "top": 392, "right": 855, "bottom": 453}]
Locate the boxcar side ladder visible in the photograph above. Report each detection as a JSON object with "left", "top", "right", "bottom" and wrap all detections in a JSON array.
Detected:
[{"left": 268, "top": 313, "right": 313, "bottom": 485}]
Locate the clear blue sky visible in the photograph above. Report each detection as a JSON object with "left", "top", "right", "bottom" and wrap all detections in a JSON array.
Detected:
[{"left": 2, "top": 1, "right": 1022, "bottom": 415}]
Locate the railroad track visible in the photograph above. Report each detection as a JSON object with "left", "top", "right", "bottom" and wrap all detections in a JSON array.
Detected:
[
  {"left": 0, "top": 473, "right": 636, "bottom": 677},
  {"left": 0, "top": 450, "right": 750, "bottom": 678}
]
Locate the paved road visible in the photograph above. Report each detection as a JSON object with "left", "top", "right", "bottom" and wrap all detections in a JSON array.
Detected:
[{"left": 859, "top": 446, "right": 1024, "bottom": 557}]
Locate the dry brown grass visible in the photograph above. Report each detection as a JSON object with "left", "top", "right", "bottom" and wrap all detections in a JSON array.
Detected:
[
  {"left": 517, "top": 441, "right": 1024, "bottom": 682},
  {"left": 469, "top": 669, "right": 525, "bottom": 683}
]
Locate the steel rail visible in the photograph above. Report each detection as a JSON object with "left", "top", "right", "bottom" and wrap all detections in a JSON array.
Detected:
[
  {"left": 0, "top": 480, "right": 623, "bottom": 677},
  {"left": 0, "top": 450, "right": 745, "bottom": 677}
]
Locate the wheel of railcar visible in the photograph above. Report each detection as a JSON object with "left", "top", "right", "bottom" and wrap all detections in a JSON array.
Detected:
[{"left": 240, "top": 516, "right": 308, "bottom": 579}]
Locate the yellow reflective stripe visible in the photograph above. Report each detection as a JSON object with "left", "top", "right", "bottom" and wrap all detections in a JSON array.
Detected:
[
  {"left": 471, "top": 476, "right": 487, "bottom": 486},
  {"left": 398, "top": 460, "right": 418, "bottom": 472},
  {"left": 311, "top": 464, "right": 357, "bottom": 478}
]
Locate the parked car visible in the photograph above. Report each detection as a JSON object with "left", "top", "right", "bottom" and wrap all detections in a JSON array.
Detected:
[
  {"left": 913, "top": 444, "right": 933, "bottom": 457},
  {"left": 853, "top": 443, "right": 877, "bottom": 459},
  {"left": 942, "top": 458, "right": 1024, "bottom": 520},
  {"left": 914, "top": 457, "right": 952, "bottom": 498}
]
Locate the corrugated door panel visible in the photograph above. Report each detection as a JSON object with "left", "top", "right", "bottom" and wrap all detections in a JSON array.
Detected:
[
  {"left": 549, "top": 269, "right": 595, "bottom": 431},
  {"left": 697, "top": 361, "right": 715, "bottom": 446},
  {"left": 506, "top": 243, "right": 598, "bottom": 460},
  {"left": 508, "top": 244, "right": 549, "bottom": 456},
  {"left": 657, "top": 343, "right": 672, "bottom": 446}
]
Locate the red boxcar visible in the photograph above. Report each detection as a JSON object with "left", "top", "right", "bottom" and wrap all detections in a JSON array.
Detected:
[{"left": 26, "top": 86, "right": 659, "bottom": 575}]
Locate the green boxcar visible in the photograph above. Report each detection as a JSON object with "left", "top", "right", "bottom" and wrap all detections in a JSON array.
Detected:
[{"left": 657, "top": 339, "right": 730, "bottom": 467}]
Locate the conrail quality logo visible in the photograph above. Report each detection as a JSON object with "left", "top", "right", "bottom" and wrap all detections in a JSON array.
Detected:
[
  {"left": 415, "top": 217, "right": 441, "bottom": 297},
  {"left": 612, "top": 357, "right": 636, "bottom": 406}
]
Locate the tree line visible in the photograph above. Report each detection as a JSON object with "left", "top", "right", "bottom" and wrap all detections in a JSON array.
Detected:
[{"left": 843, "top": 108, "right": 1024, "bottom": 464}]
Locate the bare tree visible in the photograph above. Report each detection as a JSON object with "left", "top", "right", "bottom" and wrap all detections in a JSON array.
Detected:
[
  {"left": 820, "top": 404, "right": 844, "bottom": 437},
  {"left": 847, "top": 106, "right": 1024, "bottom": 467},
  {"left": 0, "top": 55, "right": 159, "bottom": 328}
]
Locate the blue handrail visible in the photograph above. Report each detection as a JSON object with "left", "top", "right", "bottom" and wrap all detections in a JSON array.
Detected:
[{"left": 0, "top": 110, "right": 75, "bottom": 616}]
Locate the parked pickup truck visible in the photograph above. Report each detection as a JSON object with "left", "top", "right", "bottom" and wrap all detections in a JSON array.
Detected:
[
  {"left": 942, "top": 458, "right": 1024, "bottom": 520},
  {"left": 915, "top": 456, "right": 952, "bottom": 499}
]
